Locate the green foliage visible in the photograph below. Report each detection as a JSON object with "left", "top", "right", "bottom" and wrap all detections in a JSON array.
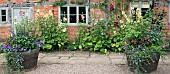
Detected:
[
  {"left": 33, "top": 16, "right": 69, "bottom": 52},
  {"left": 52, "top": 0, "right": 67, "bottom": 7}
]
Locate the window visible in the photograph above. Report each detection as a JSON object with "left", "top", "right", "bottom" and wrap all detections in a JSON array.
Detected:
[
  {"left": 0, "top": 8, "right": 8, "bottom": 24},
  {"left": 130, "top": 1, "right": 149, "bottom": 16},
  {"left": 59, "top": 5, "right": 89, "bottom": 25}
]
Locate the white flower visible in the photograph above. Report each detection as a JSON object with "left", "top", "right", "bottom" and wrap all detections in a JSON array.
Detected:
[
  {"left": 113, "top": 31, "right": 116, "bottom": 34},
  {"left": 63, "top": 17, "right": 67, "bottom": 22},
  {"left": 122, "top": 11, "right": 125, "bottom": 15},
  {"left": 119, "top": 20, "right": 123, "bottom": 23},
  {"left": 62, "top": 28, "right": 66, "bottom": 32},
  {"left": 14, "top": 16, "right": 17, "bottom": 20},
  {"left": 25, "top": 13, "right": 28, "bottom": 17}
]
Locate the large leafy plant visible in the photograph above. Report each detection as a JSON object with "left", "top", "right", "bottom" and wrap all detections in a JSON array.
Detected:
[
  {"left": 32, "top": 15, "right": 68, "bottom": 52},
  {"left": 122, "top": 3, "right": 166, "bottom": 73}
]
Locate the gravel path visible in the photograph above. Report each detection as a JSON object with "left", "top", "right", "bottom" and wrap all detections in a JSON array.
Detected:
[
  {"left": 25, "top": 64, "right": 169, "bottom": 74},
  {"left": 1, "top": 64, "right": 170, "bottom": 74}
]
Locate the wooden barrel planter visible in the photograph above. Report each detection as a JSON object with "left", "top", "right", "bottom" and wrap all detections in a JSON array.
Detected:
[
  {"left": 127, "top": 53, "right": 160, "bottom": 73},
  {"left": 22, "top": 49, "right": 39, "bottom": 70}
]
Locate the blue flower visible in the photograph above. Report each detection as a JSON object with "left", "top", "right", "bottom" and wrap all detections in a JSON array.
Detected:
[
  {"left": 137, "top": 45, "right": 140, "bottom": 50},
  {"left": 13, "top": 49, "right": 18, "bottom": 53}
]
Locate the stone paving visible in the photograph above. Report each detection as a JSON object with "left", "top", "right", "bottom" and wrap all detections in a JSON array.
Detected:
[{"left": 0, "top": 51, "right": 170, "bottom": 65}]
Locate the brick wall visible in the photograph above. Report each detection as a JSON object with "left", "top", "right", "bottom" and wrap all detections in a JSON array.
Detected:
[
  {"left": 0, "top": 26, "right": 12, "bottom": 41},
  {"left": 0, "top": 0, "right": 170, "bottom": 41}
]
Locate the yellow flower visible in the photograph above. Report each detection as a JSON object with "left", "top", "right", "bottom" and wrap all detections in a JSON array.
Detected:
[
  {"left": 36, "top": 9, "right": 40, "bottom": 13},
  {"left": 58, "top": 44, "right": 61, "bottom": 48},
  {"left": 49, "top": 10, "right": 53, "bottom": 16}
]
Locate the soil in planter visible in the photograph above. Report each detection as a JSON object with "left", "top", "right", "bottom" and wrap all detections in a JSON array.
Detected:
[{"left": 127, "top": 53, "right": 160, "bottom": 73}]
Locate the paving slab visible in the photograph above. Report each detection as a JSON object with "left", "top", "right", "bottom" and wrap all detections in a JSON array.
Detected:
[
  {"left": 73, "top": 51, "right": 90, "bottom": 57},
  {"left": 87, "top": 57, "right": 111, "bottom": 64},
  {"left": 38, "top": 53, "right": 47, "bottom": 58},
  {"left": 59, "top": 57, "right": 70, "bottom": 60},
  {"left": 109, "top": 52, "right": 126, "bottom": 59},
  {"left": 111, "top": 59, "right": 126, "bottom": 64},
  {"left": 68, "top": 60, "right": 87, "bottom": 64},
  {"left": 69, "top": 57, "right": 87, "bottom": 60},
  {"left": 56, "top": 51, "right": 74, "bottom": 57},
  {"left": 38, "top": 57, "right": 59, "bottom": 64}
]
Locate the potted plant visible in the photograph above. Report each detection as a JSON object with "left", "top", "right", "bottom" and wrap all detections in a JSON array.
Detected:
[
  {"left": 122, "top": 4, "right": 166, "bottom": 74},
  {"left": 0, "top": 12, "right": 42, "bottom": 73}
]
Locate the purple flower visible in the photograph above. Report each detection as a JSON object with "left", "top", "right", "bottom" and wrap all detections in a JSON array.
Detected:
[
  {"left": 15, "top": 45, "right": 18, "bottom": 49},
  {"left": 20, "top": 48, "right": 24, "bottom": 52},
  {"left": 28, "top": 49, "right": 31, "bottom": 53},
  {"left": 7, "top": 45, "right": 12, "bottom": 50},
  {"left": 13, "top": 49, "right": 18, "bottom": 53},
  {"left": 131, "top": 48, "right": 134, "bottom": 52},
  {"left": 1, "top": 45, "right": 6, "bottom": 49}
]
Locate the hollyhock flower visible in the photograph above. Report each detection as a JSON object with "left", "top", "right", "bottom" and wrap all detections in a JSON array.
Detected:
[
  {"left": 114, "top": 22, "right": 118, "bottom": 27},
  {"left": 81, "top": 14, "right": 85, "bottom": 21},
  {"left": 110, "top": 4, "right": 114, "bottom": 11},
  {"left": 145, "top": 36, "right": 149, "bottom": 41},
  {"left": 133, "top": 41, "right": 136, "bottom": 45},
  {"left": 150, "top": 41, "right": 152, "bottom": 45},
  {"left": 52, "top": 10, "right": 54, "bottom": 15}
]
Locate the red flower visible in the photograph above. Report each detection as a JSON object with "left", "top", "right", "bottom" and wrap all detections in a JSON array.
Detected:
[
  {"left": 114, "top": 22, "right": 118, "bottom": 27},
  {"left": 133, "top": 41, "right": 136, "bottom": 45},
  {"left": 145, "top": 36, "right": 149, "bottom": 41},
  {"left": 150, "top": 41, "right": 152, "bottom": 45},
  {"left": 5, "top": 42, "right": 8, "bottom": 46},
  {"left": 110, "top": 4, "right": 114, "bottom": 11},
  {"left": 131, "top": 39, "right": 135, "bottom": 43},
  {"left": 142, "top": 44, "right": 145, "bottom": 46}
]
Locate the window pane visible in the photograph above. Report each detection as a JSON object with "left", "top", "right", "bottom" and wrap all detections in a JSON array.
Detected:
[
  {"left": 2, "top": 16, "right": 6, "bottom": 21},
  {"left": 70, "top": 15, "right": 76, "bottom": 23},
  {"left": 79, "top": 15, "right": 86, "bottom": 23},
  {"left": 61, "top": 15, "right": 67, "bottom": 23},
  {"left": 79, "top": 7, "right": 86, "bottom": 14},
  {"left": 61, "top": 7, "right": 67, "bottom": 14},
  {"left": 1, "top": 10, "right": 6, "bottom": 15},
  {"left": 141, "top": 8, "right": 149, "bottom": 16},
  {"left": 70, "top": 7, "right": 76, "bottom": 14}
]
